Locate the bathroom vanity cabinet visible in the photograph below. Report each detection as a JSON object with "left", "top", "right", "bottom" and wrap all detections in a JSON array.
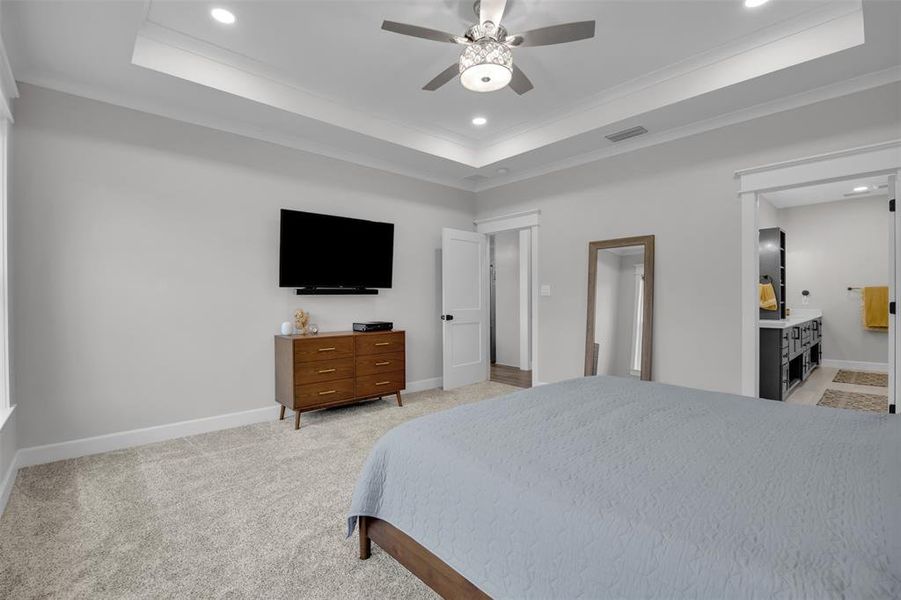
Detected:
[{"left": 759, "top": 314, "right": 822, "bottom": 401}]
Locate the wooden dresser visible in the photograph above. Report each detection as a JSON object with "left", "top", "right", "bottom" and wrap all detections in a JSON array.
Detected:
[{"left": 275, "top": 330, "right": 406, "bottom": 429}]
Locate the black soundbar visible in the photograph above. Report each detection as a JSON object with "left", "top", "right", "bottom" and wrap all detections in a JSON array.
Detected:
[
  {"left": 294, "top": 288, "right": 378, "bottom": 295},
  {"left": 353, "top": 321, "right": 393, "bottom": 332}
]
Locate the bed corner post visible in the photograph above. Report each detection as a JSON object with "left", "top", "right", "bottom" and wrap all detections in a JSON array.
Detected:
[{"left": 359, "top": 516, "right": 371, "bottom": 560}]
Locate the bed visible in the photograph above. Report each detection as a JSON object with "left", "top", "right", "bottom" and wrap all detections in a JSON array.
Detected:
[{"left": 347, "top": 376, "right": 901, "bottom": 598}]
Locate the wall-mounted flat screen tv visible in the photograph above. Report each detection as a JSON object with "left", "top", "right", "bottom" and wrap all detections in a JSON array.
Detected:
[{"left": 279, "top": 209, "right": 395, "bottom": 290}]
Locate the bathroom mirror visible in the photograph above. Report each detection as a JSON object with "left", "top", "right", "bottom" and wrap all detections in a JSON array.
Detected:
[{"left": 584, "top": 235, "right": 655, "bottom": 380}]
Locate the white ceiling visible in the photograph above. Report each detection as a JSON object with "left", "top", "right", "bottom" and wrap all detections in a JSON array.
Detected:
[
  {"left": 3, "top": 0, "right": 900, "bottom": 191},
  {"left": 762, "top": 175, "right": 889, "bottom": 209}
]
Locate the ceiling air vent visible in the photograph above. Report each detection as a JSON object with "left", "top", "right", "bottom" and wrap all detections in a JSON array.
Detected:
[{"left": 605, "top": 126, "right": 648, "bottom": 143}]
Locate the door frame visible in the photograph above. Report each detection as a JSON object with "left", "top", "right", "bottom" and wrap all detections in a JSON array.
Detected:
[
  {"left": 735, "top": 139, "right": 901, "bottom": 411},
  {"left": 474, "top": 210, "right": 541, "bottom": 383}
]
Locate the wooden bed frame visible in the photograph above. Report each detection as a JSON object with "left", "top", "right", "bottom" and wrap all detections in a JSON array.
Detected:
[{"left": 358, "top": 516, "right": 490, "bottom": 599}]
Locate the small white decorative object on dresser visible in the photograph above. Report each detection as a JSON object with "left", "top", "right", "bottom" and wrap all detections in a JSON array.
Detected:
[{"left": 280, "top": 321, "right": 293, "bottom": 336}]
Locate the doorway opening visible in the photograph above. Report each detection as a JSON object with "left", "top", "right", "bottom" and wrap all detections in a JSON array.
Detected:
[
  {"left": 489, "top": 230, "right": 532, "bottom": 388},
  {"left": 735, "top": 139, "right": 901, "bottom": 413},
  {"left": 757, "top": 175, "right": 892, "bottom": 412},
  {"left": 441, "top": 210, "right": 540, "bottom": 391}
]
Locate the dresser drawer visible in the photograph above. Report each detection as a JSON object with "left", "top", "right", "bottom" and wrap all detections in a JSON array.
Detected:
[
  {"left": 356, "top": 351, "right": 405, "bottom": 376},
  {"left": 294, "top": 357, "right": 355, "bottom": 384},
  {"left": 294, "top": 378, "right": 355, "bottom": 409},
  {"left": 356, "top": 371, "right": 405, "bottom": 398},
  {"left": 294, "top": 336, "right": 354, "bottom": 363},
  {"left": 355, "top": 331, "right": 405, "bottom": 356}
]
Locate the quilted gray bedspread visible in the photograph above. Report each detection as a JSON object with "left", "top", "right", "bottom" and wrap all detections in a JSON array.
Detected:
[{"left": 347, "top": 376, "right": 901, "bottom": 599}]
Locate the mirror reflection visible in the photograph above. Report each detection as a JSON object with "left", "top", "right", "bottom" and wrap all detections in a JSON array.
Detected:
[{"left": 585, "top": 236, "right": 654, "bottom": 380}]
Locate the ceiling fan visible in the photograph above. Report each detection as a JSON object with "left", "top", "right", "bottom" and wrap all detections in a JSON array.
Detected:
[{"left": 381, "top": 0, "right": 595, "bottom": 95}]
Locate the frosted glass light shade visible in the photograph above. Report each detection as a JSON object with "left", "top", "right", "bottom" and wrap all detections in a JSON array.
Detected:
[{"left": 459, "top": 41, "right": 512, "bottom": 92}]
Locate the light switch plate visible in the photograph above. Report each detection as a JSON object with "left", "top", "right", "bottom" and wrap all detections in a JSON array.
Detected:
[{"left": 540, "top": 285, "right": 551, "bottom": 297}]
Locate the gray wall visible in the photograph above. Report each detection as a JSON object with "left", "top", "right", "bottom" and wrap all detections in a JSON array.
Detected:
[
  {"left": 779, "top": 196, "right": 889, "bottom": 365},
  {"left": 10, "top": 84, "right": 475, "bottom": 448},
  {"left": 8, "top": 81, "right": 901, "bottom": 449},
  {"left": 758, "top": 196, "right": 781, "bottom": 229},
  {"left": 476, "top": 83, "right": 901, "bottom": 391},
  {"left": 493, "top": 230, "right": 520, "bottom": 368}
]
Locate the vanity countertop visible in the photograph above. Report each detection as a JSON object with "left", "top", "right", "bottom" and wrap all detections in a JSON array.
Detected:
[{"left": 759, "top": 309, "right": 822, "bottom": 329}]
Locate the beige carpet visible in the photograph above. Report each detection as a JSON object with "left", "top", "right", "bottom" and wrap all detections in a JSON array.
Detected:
[
  {"left": 817, "top": 388, "right": 889, "bottom": 413},
  {"left": 832, "top": 370, "right": 888, "bottom": 387},
  {"left": 0, "top": 381, "right": 516, "bottom": 599}
]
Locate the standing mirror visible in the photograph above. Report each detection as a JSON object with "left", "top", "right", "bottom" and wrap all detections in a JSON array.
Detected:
[{"left": 584, "top": 235, "right": 655, "bottom": 380}]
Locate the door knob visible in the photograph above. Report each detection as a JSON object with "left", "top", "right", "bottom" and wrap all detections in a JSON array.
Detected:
[{"left": 441, "top": 314, "right": 454, "bottom": 321}]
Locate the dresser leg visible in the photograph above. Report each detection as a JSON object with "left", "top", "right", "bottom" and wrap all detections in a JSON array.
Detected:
[
  {"left": 294, "top": 411, "right": 301, "bottom": 430},
  {"left": 279, "top": 405, "right": 285, "bottom": 421},
  {"left": 395, "top": 391, "right": 403, "bottom": 407}
]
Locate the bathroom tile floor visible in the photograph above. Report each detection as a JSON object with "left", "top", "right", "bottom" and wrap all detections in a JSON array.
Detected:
[{"left": 785, "top": 366, "right": 888, "bottom": 408}]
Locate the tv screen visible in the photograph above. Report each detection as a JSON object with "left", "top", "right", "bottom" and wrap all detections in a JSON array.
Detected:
[{"left": 279, "top": 209, "right": 395, "bottom": 289}]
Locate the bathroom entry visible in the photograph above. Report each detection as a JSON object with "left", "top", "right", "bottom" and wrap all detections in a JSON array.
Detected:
[
  {"left": 489, "top": 230, "right": 532, "bottom": 388},
  {"left": 757, "top": 175, "right": 892, "bottom": 411}
]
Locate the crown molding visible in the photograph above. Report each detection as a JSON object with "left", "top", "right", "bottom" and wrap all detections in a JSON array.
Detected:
[
  {"left": 14, "top": 74, "right": 477, "bottom": 193},
  {"left": 130, "top": 1, "right": 864, "bottom": 170},
  {"left": 473, "top": 66, "right": 901, "bottom": 193}
]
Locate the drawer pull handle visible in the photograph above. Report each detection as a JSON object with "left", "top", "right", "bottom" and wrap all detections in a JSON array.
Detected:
[
  {"left": 318, "top": 347, "right": 336, "bottom": 352},
  {"left": 318, "top": 390, "right": 337, "bottom": 396},
  {"left": 374, "top": 342, "right": 391, "bottom": 346},
  {"left": 375, "top": 361, "right": 391, "bottom": 366},
  {"left": 318, "top": 368, "right": 336, "bottom": 374},
  {"left": 375, "top": 381, "right": 391, "bottom": 386}
]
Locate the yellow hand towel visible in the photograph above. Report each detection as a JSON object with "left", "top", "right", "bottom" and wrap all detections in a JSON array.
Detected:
[
  {"left": 863, "top": 286, "right": 889, "bottom": 329},
  {"left": 759, "top": 282, "right": 778, "bottom": 311}
]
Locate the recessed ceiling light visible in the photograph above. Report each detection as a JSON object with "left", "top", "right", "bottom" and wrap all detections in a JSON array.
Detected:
[
  {"left": 211, "top": 8, "right": 236, "bottom": 24},
  {"left": 744, "top": 0, "right": 771, "bottom": 7},
  {"left": 853, "top": 186, "right": 870, "bottom": 192},
  {"left": 471, "top": 116, "right": 488, "bottom": 126},
  {"left": 496, "top": 167, "right": 509, "bottom": 174}
]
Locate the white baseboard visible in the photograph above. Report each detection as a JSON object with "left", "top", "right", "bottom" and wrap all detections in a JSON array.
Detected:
[
  {"left": 820, "top": 359, "right": 889, "bottom": 373},
  {"left": 15, "top": 405, "right": 276, "bottom": 469},
  {"left": 405, "top": 377, "right": 442, "bottom": 393},
  {"left": 12, "top": 376, "right": 443, "bottom": 470}
]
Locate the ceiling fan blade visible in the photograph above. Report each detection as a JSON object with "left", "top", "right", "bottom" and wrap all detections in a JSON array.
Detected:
[
  {"left": 509, "top": 64, "right": 534, "bottom": 95},
  {"left": 381, "top": 21, "right": 465, "bottom": 44},
  {"left": 479, "top": 0, "right": 508, "bottom": 25},
  {"left": 422, "top": 64, "right": 460, "bottom": 91},
  {"left": 506, "top": 21, "right": 596, "bottom": 47}
]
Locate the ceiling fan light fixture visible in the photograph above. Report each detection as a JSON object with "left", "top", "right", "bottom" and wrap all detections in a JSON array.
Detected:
[{"left": 459, "top": 40, "right": 512, "bottom": 92}]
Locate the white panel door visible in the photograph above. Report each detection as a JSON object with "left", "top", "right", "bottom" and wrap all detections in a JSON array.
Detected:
[
  {"left": 890, "top": 174, "right": 898, "bottom": 413},
  {"left": 442, "top": 228, "right": 489, "bottom": 390}
]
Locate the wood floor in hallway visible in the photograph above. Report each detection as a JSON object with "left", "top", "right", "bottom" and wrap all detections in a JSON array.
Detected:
[{"left": 490, "top": 363, "right": 532, "bottom": 388}]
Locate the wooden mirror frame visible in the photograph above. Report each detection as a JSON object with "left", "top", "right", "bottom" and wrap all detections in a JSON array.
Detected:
[{"left": 584, "top": 235, "right": 655, "bottom": 380}]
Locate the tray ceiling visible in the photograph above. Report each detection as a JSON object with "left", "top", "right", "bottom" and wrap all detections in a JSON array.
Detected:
[{"left": 4, "top": 0, "right": 900, "bottom": 190}]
